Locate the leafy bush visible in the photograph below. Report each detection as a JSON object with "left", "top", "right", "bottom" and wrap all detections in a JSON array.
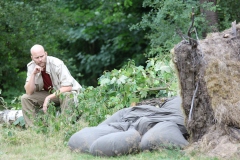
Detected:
[{"left": 77, "top": 56, "right": 178, "bottom": 126}]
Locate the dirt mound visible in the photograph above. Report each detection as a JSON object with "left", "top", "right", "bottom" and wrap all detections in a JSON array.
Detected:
[
  {"left": 172, "top": 23, "right": 240, "bottom": 159},
  {"left": 185, "top": 125, "right": 240, "bottom": 159}
]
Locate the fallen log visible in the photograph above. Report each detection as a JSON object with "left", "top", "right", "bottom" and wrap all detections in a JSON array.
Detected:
[{"left": 0, "top": 110, "right": 23, "bottom": 125}]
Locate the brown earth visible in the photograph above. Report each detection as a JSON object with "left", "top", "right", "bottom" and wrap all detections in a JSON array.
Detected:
[{"left": 171, "top": 22, "right": 240, "bottom": 159}]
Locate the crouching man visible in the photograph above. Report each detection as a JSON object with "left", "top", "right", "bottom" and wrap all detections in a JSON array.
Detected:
[{"left": 21, "top": 44, "right": 82, "bottom": 127}]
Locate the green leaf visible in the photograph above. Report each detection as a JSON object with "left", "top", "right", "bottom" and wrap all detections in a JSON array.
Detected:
[
  {"left": 160, "top": 66, "right": 171, "bottom": 73},
  {"left": 130, "top": 97, "right": 139, "bottom": 103},
  {"left": 99, "top": 78, "right": 111, "bottom": 86},
  {"left": 117, "top": 75, "right": 128, "bottom": 85},
  {"left": 13, "top": 116, "right": 25, "bottom": 127}
]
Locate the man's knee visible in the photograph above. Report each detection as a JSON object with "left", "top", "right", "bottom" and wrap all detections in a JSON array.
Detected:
[
  {"left": 21, "top": 94, "right": 29, "bottom": 108},
  {"left": 21, "top": 94, "right": 29, "bottom": 99}
]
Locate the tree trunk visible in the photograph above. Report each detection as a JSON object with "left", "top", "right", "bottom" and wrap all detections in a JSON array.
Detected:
[{"left": 200, "top": 0, "right": 218, "bottom": 37}]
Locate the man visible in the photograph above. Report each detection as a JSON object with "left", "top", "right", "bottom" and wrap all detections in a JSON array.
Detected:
[{"left": 21, "top": 44, "right": 82, "bottom": 127}]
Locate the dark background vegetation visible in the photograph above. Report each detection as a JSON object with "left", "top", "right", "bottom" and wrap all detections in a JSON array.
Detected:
[{"left": 0, "top": 0, "right": 239, "bottom": 103}]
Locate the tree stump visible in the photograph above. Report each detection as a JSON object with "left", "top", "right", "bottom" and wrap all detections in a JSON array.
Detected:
[{"left": 172, "top": 23, "right": 240, "bottom": 158}]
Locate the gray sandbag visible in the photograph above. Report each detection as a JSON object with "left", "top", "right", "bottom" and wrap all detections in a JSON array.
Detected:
[
  {"left": 108, "top": 122, "right": 131, "bottom": 131},
  {"left": 132, "top": 116, "right": 157, "bottom": 135},
  {"left": 68, "top": 124, "right": 121, "bottom": 153},
  {"left": 130, "top": 96, "right": 187, "bottom": 136},
  {"left": 68, "top": 96, "right": 188, "bottom": 157},
  {"left": 90, "top": 128, "right": 141, "bottom": 157},
  {"left": 140, "top": 121, "right": 189, "bottom": 151},
  {"left": 101, "top": 96, "right": 187, "bottom": 135},
  {"left": 100, "top": 108, "right": 126, "bottom": 125},
  {"left": 160, "top": 96, "right": 188, "bottom": 135}
]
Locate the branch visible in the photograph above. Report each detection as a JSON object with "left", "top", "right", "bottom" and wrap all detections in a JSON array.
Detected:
[
  {"left": 188, "top": 81, "right": 199, "bottom": 124},
  {"left": 148, "top": 87, "right": 170, "bottom": 91},
  {"left": 135, "top": 87, "right": 173, "bottom": 93},
  {"left": 194, "top": 27, "right": 205, "bottom": 58},
  {"left": 176, "top": 28, "right": 198, "bottom": 45},
  {"left": 187, "top": 7, "right": 195, "bottom": 45},
  {"left": 176, "top": 28, "right": 188, "bottom": 41}
]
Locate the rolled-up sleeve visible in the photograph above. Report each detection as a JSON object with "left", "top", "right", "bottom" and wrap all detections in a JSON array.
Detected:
[
  {"left": 26, "top": 62, "right": 34, "bottom": 82},
  {"left": 48, "top": 56, "right": 82, "bottom": 92},
  {"left": 58, "top": 64, "right": 74, "bottom": 87}
]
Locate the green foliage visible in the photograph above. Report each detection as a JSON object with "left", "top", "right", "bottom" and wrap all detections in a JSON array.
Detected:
[
  {"left": 13, "top": 116, "right": 25, "bottom": 127},
  {"left": 131, "top": 0, "right": 206, "bottom": 57},
  {"left": 1, "top": 128, "right": 19, "bottom": 145},
  {"left": 217, "top": 0, "right": 240, "bottom": 31},
  {"left": 1, "top": 0, "right": 239, "bottom": 103},
  {"left": 30, "top": 100, "right": 84, "bottom": 141},
  {"left": 9, "top": 95, "right": 22, "bottom": 110},
  {"left": 0, "top": 89, "right": 20, "bottom": 110},
  {"left": 0, "top": 89, "right": 7, "bottom": 109},
  {"left": 77, "top": 56, "right": 178, "bottom": 126},
  {"left": 61, "top": 0, "right": 149, "bottom": 86},
  {"left": 0, "top": 89, "right": 22, "bottom": 112}
]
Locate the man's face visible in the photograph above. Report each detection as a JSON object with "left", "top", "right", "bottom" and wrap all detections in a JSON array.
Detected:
[{"left": 31, "top": 51, "right": 47, "bottom": 69}]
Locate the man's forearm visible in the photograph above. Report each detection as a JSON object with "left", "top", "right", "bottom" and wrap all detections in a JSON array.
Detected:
[
  {"left": 24, "top": 73, "right": 36, "bottom": 95},
  {"left": 46, "top": 86, "right": 72, "bottom": 100}
]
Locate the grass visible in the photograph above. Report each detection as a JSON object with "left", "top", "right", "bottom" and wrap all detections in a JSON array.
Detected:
[
  {"left": 0, "top": 123, "right": 221, "bottom": 160},
  {"left": 0, "top": 102, "right": 223, "bottom": 160}
]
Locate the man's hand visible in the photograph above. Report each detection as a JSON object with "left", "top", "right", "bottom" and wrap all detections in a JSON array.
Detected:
[
  {"left": 33, "top": 65, "right": 43, "bottom": 75},
  {"left": 24, "top": 65, "right": 43, "bottom": 95},
  {"left": 42, "top": 98, "right": 50, "bottom": 113}
]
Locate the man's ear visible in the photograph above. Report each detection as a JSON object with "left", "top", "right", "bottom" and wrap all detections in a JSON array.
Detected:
[{"left": 45, "top": 52, "right": 48, "bottom": 56}]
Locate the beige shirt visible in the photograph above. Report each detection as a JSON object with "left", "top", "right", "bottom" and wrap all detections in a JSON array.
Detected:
[{"left": 26, "top": 56, "right": 82, "bottom": 93}]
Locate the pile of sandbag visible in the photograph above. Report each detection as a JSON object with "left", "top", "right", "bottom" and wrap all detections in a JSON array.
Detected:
[{"left": 68, "top": 96, "right": 189, "bottom": 157}]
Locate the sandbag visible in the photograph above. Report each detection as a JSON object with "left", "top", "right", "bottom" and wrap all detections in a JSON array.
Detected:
[
  {"left": 68, "top": 96, "right": 189, "bottom": 157},
  {"left": 108, "top": 122, "right": 131, "bottom": 131},
  {"left": 140, "top": 121, "right": 189, "bottom": 151},
  {"left": 90, "top": 128, "right": 141, "bottom": 157},
  {"left": 160, "top": 96, "right": 188, "bottom": 135},
  {"left": 68, "top": 124, "right": 121, "bottom": 153},
  {"left": 100, "top": 108, "right": 126, "bottom": 125},
  {"left": 132, "top": 116, "right": 157, "bottom": 135}
]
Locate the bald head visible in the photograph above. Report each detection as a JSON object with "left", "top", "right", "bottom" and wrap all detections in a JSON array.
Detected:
[
  {"left": 30, "top": 44, "right": 47, "bottom": 68},
  {"left": 30, "top": 44, "right": 45, "bottom": 55}
]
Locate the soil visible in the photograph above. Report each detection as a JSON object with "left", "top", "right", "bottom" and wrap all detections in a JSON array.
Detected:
[{"left": 171, "top": 23, "right": 240, "bottom": 159}]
